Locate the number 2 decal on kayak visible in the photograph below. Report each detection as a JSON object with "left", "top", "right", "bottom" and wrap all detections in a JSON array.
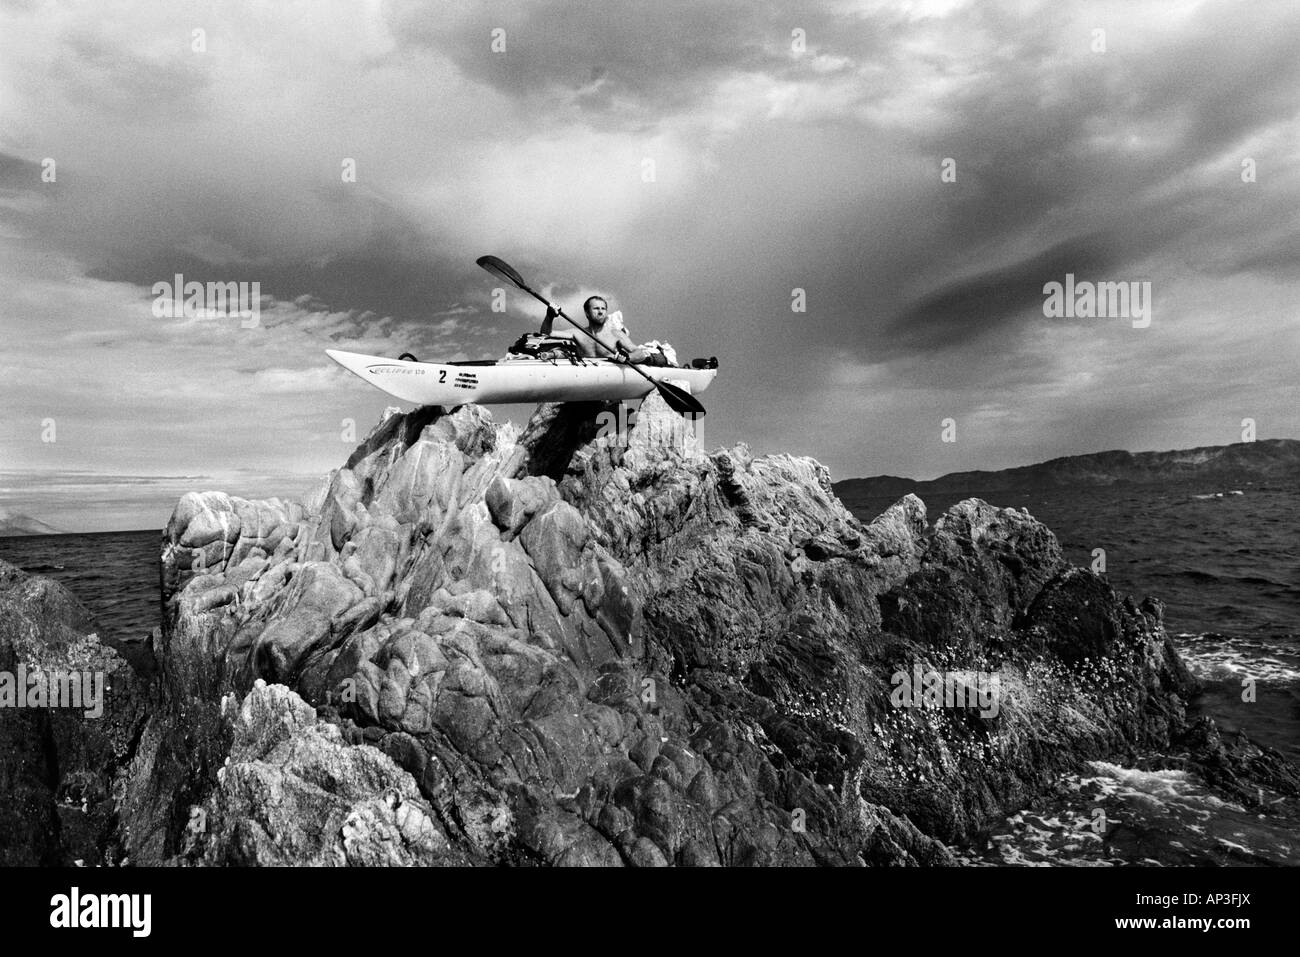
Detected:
[{"left": 439, "top": 370, "right": 447, "bottom": 383}]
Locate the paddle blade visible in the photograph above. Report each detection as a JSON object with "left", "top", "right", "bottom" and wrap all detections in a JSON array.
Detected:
[
  {"left": 476, "top": 255, "right": 528, "bottom": 290},
  {"left": 655, "top": 380, "right": 707, "bottom": 417}
]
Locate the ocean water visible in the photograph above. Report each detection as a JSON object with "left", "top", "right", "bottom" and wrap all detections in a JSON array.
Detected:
[
  {"left": 953, "top": 761, "right": 1300, "bottom": 866},
  {"left": 0, "top": 529, "right": 161, "bottom": 675},
  {"left": 1, "top": 478, "right": 1296, "bottom": 864}
]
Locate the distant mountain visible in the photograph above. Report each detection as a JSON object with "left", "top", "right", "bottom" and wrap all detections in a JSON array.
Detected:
[
  {"left": 0, "top": 507, "right": 62, "bottom": 537},
  {"left": 835, "top": 438, "right": 1300, "bottom": 507}
]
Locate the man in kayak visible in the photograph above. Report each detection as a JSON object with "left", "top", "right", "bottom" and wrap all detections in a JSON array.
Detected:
[{"left": 541, "top": 296, "right": 638, "bottom": 361}]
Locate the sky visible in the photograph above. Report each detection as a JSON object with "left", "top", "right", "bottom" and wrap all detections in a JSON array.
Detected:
[{"left": 0, "top": 0, "right": 1297, "bottom": 532}]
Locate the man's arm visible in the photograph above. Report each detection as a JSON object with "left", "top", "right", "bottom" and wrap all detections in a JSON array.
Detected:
[{"left": 611, "top": 314, "right": 636, "bottom": 355}]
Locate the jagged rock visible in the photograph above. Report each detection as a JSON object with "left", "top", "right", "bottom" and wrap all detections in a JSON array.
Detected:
[
  {"left": 161, "top": 492, "right": 302, "bottom": 598},
  {"left": 1179, "top": 716, "right": 1300, "bottom": 805},
  {"left": 183, "top": 681, "right": 456, "bottom": 866},
  {"left": 100, "top": 390, "right": 1297, "bottom": 867},
  {"left": 485, "top": 475, "right": 559, "bottom": 540},
  {"left": 0, "top": 560, "right": 147, "bottom": 866}
]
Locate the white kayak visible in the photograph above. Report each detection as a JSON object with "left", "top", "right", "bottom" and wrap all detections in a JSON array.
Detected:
[{"left": 325, "top": 349, "right": 718, "bottom": 406}]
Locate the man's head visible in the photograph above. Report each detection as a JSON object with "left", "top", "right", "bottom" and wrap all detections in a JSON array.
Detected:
[{"left": 583, "top": 296, "right": 609, "bottom": 324}]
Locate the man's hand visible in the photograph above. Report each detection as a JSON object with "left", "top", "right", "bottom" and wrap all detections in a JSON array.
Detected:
[{"left": 541, "top": 304, "right": 560, "bottom": 336}]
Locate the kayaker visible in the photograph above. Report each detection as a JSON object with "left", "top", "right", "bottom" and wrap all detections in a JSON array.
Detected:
[{"left": 541, "top": 296, "right": 637, "bottom": 360}]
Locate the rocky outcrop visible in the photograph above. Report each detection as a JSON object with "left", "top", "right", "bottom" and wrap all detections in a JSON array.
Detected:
[
  {"left": 91, "top": 398, "right": 1300, "bottom": 866},
  {"left": 0, "top": 560, "right": 147, "bottom": 865}
]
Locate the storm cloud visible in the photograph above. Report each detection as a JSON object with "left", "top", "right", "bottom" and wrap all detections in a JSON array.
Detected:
[{"left": 1, "top": 0, "right": 1297, "bottom": 529}]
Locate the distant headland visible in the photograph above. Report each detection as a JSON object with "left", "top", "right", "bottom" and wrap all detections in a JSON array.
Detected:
[
  {"left": 835, "top": 439, "right": 1300, "bottom": 506},
  {"left": 0, "top": 507, "right": 62, "bottom": 537}
]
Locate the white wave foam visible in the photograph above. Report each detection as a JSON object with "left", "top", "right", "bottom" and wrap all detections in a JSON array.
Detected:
[
  {"left": 1172, "top": 634, "right": 1300, "bottom": 683},
  {"left": 1082, "top": 761, "right": 1245, "bottom": 814}
]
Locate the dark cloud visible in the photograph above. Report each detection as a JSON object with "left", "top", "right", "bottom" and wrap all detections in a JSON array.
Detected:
[
  {"left": 0, "top": 151, "right": 44, "bottom": 186},
  {"left": 9, "top": 160, "right": 507, "bottom": 349},
  {"left": 886, "top": 234, "right": 1119, "bottom": 352},
  {"left": 388, "top": 0, "right": 885, "bottom": 124},
  {"left": 860, "top": 1, "right": 1300, "bottom": 306},
  {"left": 785, "top": 1, "right": 1300, "bottom": 369}
]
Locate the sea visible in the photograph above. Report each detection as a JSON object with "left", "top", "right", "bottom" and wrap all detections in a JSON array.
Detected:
[
  {"left": 0, "top": 529, "right": 162, "bottom": 678},
  {"left": 1, "top": 478, "right": 1296, "bottom": 865}
]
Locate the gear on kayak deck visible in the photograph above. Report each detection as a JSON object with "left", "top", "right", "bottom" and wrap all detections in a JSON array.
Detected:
[{"left": 505, "top": 333, "right": 585, "bottom": 364}]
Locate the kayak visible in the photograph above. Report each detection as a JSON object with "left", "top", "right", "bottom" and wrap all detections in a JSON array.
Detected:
[{"left": 325, "top": 349, "right": 718, "bottom": 406}]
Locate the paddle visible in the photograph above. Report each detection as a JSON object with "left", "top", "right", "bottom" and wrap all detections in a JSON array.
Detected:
[{"left": 476, "top": 255, "right": 706, "bottom": 418}]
